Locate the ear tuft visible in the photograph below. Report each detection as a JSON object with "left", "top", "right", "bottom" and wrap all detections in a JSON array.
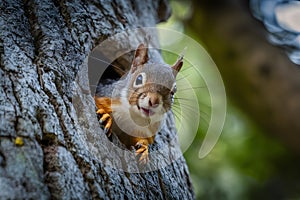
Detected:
[
  {"left": 172, "top": 54, "right": 184, "bottom": 76},
  {"left": 131, "top": 44, "right": 148, "bottom": 73}
]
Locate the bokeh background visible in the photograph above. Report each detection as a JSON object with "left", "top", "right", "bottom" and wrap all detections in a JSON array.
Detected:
[{"left": 158, "top": 0, "right": 300, "bottom": 199}]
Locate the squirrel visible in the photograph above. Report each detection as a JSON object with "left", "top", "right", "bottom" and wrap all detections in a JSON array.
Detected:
[{"left": 94, "top": 43, "right": 183, "bottom": 164}]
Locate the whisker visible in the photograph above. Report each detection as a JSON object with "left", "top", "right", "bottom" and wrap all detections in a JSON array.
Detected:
[
  {"left": 200, "top": 110, "right": 211, "bottom": 119},
  {"left": 177, "top": 86, "right": 207, "bottom": 91},
  {"left": 176, "top": 73, "right": 192, "bottom": 81},
  {"left": 199, "top": 116, "right": 210, "bottom": 126},
  {"left": 171, "top": 109, "right": 181, "bottom": 118},
  {"left": 174, "top": 101, "right": 211, "bottom": 109},
  {"left": 174, "top": 106, "right": 211, "bottom": 124},
  {"left": 174, "top": 95, "right": 210, "bottom": 101},
  {"left": 171, "top": 109, "right": 184, "bottom": 122},
  {"left": 89, "top": 55, "right": 109, "bottom": 63},
  {"left": 172, "top": 103, "right": 211, "bottom": 122},
  {"left": 172, "top": 107, "right": 210, "bottom": 128},
  {"left": 89, "top": 55, "right": 127, "bottom": 74},
  {"left": 180, "top": 65, "right": 194, "bottom": 72},
  {"left": 173, "top": 97, "right": 212, "bottom": 108},
  {"left": 172, "top": 104, "right": 202, "bottom": 116}
]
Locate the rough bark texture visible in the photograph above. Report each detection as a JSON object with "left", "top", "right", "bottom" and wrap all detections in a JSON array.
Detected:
[
  {"left": 187, "top": 0, "right": 300, "bottom": 154},
  {"left": 0, "top": 0, "right": 194, "bottom": 199}
]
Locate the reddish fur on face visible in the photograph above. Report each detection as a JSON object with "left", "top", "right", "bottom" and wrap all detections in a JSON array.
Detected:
[{"left": 128, "top": 81, "right": 172, "bottom": 112}]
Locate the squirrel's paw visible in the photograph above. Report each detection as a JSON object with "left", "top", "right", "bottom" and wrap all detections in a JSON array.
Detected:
[
  {"left": 135, "top": 143, "right": 149, "bottom": 165},
  {"left": 96, "top": 108, "right": 112, "bottom": 137}
]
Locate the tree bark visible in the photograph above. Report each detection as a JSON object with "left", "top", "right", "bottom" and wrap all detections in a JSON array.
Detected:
[
  {"left": 187, "top": 0, "right": 300, "bottom": 154},
  {"left": 0, "top": 0, "right": 194, "bottom": 199}
]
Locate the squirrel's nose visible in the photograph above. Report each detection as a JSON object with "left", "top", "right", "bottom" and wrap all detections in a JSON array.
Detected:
[{"left": 148, "top": 95, "right": 159, "bottom": 108}]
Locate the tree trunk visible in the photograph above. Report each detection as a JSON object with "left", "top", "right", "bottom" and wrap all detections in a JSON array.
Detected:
[
  {"left": 187, "top": 0, "right": 300, "bottom": 154},
  {"left": 0, "top": 0, "right": 194, "bottom": 199}
]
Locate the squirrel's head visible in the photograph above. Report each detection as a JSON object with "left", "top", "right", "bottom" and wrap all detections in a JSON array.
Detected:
[{"left": 125, "top": 44, "right": 183, "bottom": 120}]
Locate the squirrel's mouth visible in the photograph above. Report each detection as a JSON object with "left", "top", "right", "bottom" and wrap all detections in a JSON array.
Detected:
[{"left": 140, "top": 107, "right": 155, "bottom": 116}]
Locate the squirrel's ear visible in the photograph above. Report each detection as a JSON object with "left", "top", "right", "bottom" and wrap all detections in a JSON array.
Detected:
[
  {"left": 131, "top": 44, "right": 148, "bottom": 73},
  {"left": 172, "top": 55, "right": 183, "bottom": 77}
]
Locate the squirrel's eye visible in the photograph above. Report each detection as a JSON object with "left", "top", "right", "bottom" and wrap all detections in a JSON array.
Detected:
[
  {"left": 170, "top": 83, "right": 177, "bottom": 104},
  {"left": 170, "top": 83, "right": 177, "bottom": 95},
  {"left": 133, "top": 73, "right": 146, "bottom": 87},
  {"left": 136, "top": 75, "right": 143, "bottom": 85}
]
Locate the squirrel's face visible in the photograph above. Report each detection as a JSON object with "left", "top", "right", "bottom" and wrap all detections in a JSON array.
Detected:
[
  {"left": 127, "top": 64, "right": 176, "bottom": 119},
  {"left": 124, "top": 43, "right": 183, "bottom": 121}
]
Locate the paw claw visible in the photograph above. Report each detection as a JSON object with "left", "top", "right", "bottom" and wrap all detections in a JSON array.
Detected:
[
  {"left": 103, "top": 127, "right": 107, "bottom": 134},
  {"left": 96, "top": 109, "right": 112, "bottom": 137},
  {"left": 104, "top": 127, "right": 111, "bottom": 137},
  {"left": 135, "top": 143, "right": 149, "bottom": 164},
  {"left": 95, "top": 97, "right": 113, "bottom": 137}
]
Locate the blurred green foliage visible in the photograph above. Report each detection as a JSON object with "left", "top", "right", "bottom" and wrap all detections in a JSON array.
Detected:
[{"left": 158, "top": 1, "right": 300, "bottom": 199}]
